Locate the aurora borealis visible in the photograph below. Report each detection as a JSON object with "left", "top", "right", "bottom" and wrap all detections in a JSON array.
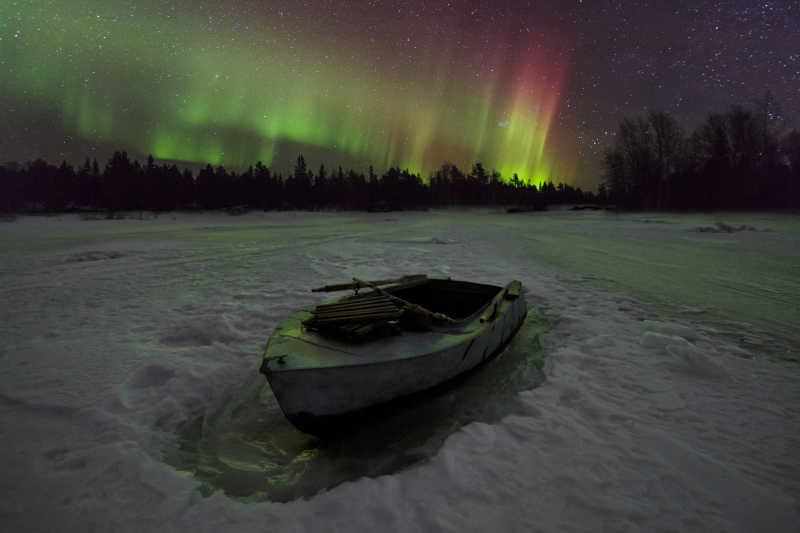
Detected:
[{"left": 2, "top": 1, "right": 798, "bottom": 189}]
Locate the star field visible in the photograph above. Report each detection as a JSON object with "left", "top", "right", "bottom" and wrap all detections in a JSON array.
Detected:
[{"left": 1, "top": 0, "right": 797, "bottom": 189}]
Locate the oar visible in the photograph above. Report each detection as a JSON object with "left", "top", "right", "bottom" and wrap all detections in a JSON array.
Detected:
[
  {"left": 352, "top": 278, "right": 456, "bottom": 324},
  {"left": 311, "top": 274, "right": 427, "bottom": 293}
]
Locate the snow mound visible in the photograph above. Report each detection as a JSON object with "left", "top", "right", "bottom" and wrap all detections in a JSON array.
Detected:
[
  {"left": 641, "top": 325, "right": 729, "bottom": 380},
  {"left": 65, "top": 250, "right": 127, "bottom": 262},
  {"left": 128, "top": 364, "right": 176, "bottom": 389},
  {"left": 160, "top": 315, "right": 242, "bottom": 347},
  {"left": 693, "top": 221, "right": 768, "bottom": 233},
  {"left": 642, "top": 320, "right": 703, "bottom": 342},
  {"left": 389, "top": 236, "right": 457, "bottom": 245},
  {"left": 665, "top": 338, "right": 730, "bottom": 380}
]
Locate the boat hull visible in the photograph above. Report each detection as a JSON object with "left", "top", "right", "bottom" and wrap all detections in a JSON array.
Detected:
[{"left": 261, "top": 280, "right": 527, "bottom": 433}]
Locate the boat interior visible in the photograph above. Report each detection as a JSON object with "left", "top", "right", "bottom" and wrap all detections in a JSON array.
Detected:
[{"left": 385, "top": 279, "right": 500, "bottom": 320}]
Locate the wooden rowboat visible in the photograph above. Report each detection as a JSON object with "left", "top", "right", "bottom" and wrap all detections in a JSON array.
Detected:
[{"left": 260, "top": 275, "right": 527, "bottom": 434}]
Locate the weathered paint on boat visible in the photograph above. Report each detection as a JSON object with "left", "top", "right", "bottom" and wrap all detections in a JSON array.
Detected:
[{"left": 260, "top": 278, "right": 527, "bottom": 433}]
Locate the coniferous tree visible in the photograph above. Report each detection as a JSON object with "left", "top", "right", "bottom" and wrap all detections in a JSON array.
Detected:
[
  {"left": 196, "top": 164, "right": 216, "bottom": 208},
  {"left": 783, "top": 130, "right": 800, "bottom": 208}
]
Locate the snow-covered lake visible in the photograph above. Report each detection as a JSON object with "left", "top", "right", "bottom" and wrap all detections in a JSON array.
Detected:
[{"left": 1, "top": 209, "right": 798, "bottom": 532}]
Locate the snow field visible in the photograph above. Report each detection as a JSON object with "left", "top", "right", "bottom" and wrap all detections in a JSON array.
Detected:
[{"left": 1, "top": 209, "right": 798, "bottom": 532}]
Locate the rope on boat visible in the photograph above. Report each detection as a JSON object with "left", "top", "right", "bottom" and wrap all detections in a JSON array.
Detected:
[{"left": 352, "top": 278, "right": 456, "bottom": 325}]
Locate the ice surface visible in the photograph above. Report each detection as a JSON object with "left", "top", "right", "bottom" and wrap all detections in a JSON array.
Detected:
[{"left": 1, "top": 209, "right": 798, "bottom": 532}]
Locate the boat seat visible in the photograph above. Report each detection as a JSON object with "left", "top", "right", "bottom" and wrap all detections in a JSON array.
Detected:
[
  {"left": 303, "top": 294, "right": 402, "bottom": 327},
  {"left": 302, "top": 293, "right": 403, "bottom": 341}
]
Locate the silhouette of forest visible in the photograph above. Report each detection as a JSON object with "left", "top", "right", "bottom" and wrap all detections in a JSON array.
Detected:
[
  {"left": 0, "top": 153, "right": 592, "bottom": 214},
  {"left": 5, "top": 95, "right": 797, "bottom": 215},
  {"left": 601, "top": 94, "right": 800, "bottom": 210}
]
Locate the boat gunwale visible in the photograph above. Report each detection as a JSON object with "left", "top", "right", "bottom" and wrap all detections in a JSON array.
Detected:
[
  {"left": 335, "top": 276, "right": 506, "bottom": 327},
  {"left": 262, "top": 278, "right": 524, "bottom": 373}
]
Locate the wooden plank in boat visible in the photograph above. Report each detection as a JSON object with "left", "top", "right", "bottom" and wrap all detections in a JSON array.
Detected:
[
  {"left": 310, "top": 305, "right": 400, "bottom": 319},
  {"left": 312, "top": 298, "right": 395, "bottom": 313},
  {"left": 306, "top": 306, "right": 401, "bottom": 318},
  {"left": 314, "top": 295, "right": 388, "bottom": 309},
  {"left": 480, "top": 293, "right": 502, "bottom": 323},
  {"left": 305, "top": 311, "right": 402, "bottom": 325}
]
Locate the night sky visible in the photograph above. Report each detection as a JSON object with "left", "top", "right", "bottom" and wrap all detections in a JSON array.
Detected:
[{"left": 1, "top": 1, "right": 797, "bottom": 189}]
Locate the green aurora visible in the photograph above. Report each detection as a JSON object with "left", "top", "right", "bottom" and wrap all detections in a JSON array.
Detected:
[{"left": 1, "top": 1, "right": 576, "bottom": 184}]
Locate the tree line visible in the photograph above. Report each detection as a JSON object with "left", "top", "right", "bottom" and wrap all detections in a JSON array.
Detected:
[
  {"left": 0, "top": 152, "right": 593, "bottom": 213},
  {"left": 601, "top": 94, "right": 800, "bottom": 210}
]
